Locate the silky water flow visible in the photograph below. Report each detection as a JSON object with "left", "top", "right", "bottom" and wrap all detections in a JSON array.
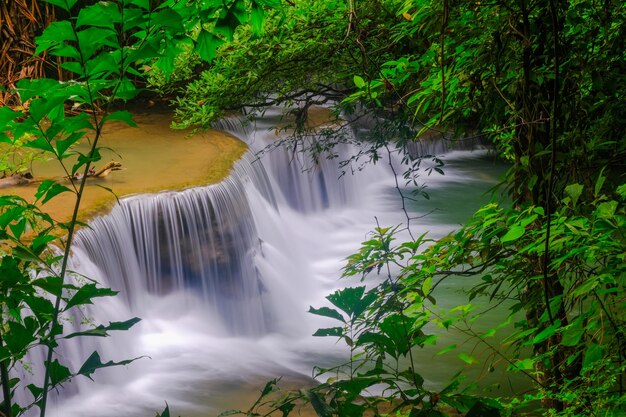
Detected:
[{"left": 39, "top": 115, "right": 507, "bottom": 417}]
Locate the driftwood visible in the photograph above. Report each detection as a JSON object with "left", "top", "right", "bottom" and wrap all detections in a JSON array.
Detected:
[
  {"left": 0, "top": 161, "right": 123, "bottom": 188},
  {"left": 70, "top": 161, "right": 123, "bottom": 180},
  {"left": 90, "top": 161, "right": 123, "bottom": 178},
  {"left": 0, "top": 172, "right": 34, "bottom": 188}
]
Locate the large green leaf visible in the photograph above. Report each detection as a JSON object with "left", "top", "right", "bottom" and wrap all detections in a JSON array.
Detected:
[
  {"left": 64, "top": 284, "right": 118, "bottom": 310},
  {"left": 78, "top": 351, "right": 140, "bottom": 380},
  {"left": 48, "top": 359, "right": 72, "bottom": 386},
  {"left": 195, "top": 30, "right": 223, "bottom": 63},
  {"left": 77, "top": 2, "right": 122, "bottom": 28},
  {"left": 64, "top": 317, "right": 141, "bottom": 339},
  {"left": 35, "top": 180, "right": 73, "bottom": 205},
  {"left": 41, "top": 0, "right": 78, "bottom": 12},
  {"left": 500, "top": 225, "right": 525, "bottom": 243},
  {"left": 3, "top": 322, "right": 36, "bottom": 356},
  {"left": 308, "top": 306, "right": 345, "bottom": 322}
]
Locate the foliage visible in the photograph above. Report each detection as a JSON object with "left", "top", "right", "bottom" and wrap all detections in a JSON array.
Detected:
[
  {"left": 172, "top": 0, "right": 405, "bottom": 130},
  {"left": 177, "top": 0, "right": 626, "bottom": 416},
  {"left": 401, "top": 178, "right": 626, "bottom": 415}
]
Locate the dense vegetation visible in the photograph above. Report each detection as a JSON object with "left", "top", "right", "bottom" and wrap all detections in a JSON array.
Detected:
[{"left": 0, "top": 0, "right": 625, "bottom": 417}]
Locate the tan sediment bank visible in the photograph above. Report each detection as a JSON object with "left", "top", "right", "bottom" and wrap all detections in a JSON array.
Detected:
[{"left": 1, "top": 112, "right": 248, "bottom": 224}]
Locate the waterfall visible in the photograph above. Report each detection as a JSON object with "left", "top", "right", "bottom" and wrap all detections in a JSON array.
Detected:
[
  {"left": 73, "top": 156, "right": 270, "bottom": 335},
  {"left": 69, "top": 115, "right": 371, "bottom": 338},
  {"left": 41, "top": 112, "right": 506, "bottom": 417}
]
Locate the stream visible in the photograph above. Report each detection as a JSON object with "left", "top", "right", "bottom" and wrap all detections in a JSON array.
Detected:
[{"left": 37, "top": 113, "right": 519, "bottom": 417}]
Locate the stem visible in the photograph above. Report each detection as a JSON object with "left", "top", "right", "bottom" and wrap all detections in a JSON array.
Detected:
[
  {"left": 38, "top": 122, "right": 103, "bottom": 417},
  {"left": 374, "top": 217, "right": 421, "bottom": 394},
  {"left": 0, "top": 336, "right": 11, "bottom": 417},
  {"left": 542, "top": 0, "right": 561, "bottom": 326},
  {"left": 39, "top": 10, "right": 106, "bottom": 416}
]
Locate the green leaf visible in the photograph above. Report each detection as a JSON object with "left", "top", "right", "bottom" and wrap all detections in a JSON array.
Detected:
[
  {"left": 257, "top": 0, "right": 281, "bottom": 7},
  {"left": 24, "top": 295, "right": 55, "bottom": 323},
  {"left": 500, "top": 224, "right": 525, "bottom": 243},
  {"left": 195, "top": 30, "right": 223, "bottom": 63},
  {"left": 77, "top": 2, "right": 122, "bottom": 28},
  {"left": 436, "top": 343, "right": 457, "bottom": 355},
  {"left": 215, "top": 5, "right": 241, "bottom": 41},
  {"left": 12, "top": 245, "right": 44, "bottom": 264},
  {"left": 259, "top": 378, "right": 279, "bottom": 398},
  {"left": 23, "top": 136, "right": 55, "bottom": 153},
  {"left": 35, "top": 180, "right": 73, "bottom": 205},
  {"left": 312, "top": 327, "right": 343, "bottom": 337},
  {"left": 35, "top": 21, "right": 75, "bottom": 55},
  {"left": 114, "top": 78, "right": 139, "bottom": 101},
  {"left": 458, "top": 352, "right": 477, "bottom": 365},
  {"left": 511, "top": 358, "right": 535, "bottom": 371},
  {"left": 353, "top": 75, "right": 365, "bottom": 88},
  {"left": 0, "top": 106, "right": 22, "bottom": 125},
  {"left": 218, "top": 410, "right": 242, "bottom": 417},
  {"left": 302, "top": 390, "right": 334, "bottom": 417},
  {"left": 422, "top": 276, "right": 432, "bottom": 295},
  {"left": 308, "top": 306, "right": 345, "bottom": 322},
  {"left": 582, "top": 343, "right": 604, "bottom": 369},
  {"left": 250, "top": 0, "right": 265, "bottom": 36},
  {"left": 156, "top": 403, "right": 171, "bottom": 417},
  {"left": 78, "top": 351, "right": 139, "bottom": 380},
  {"left": 48, "top": 359, "right": 72, "bottom": 386},
  {"left": 530, "top": 320, "right": 561, "bottom": 345},
  {"left": 77, "top": 27, "right": 118, "bottom": 60},
  {"left": 594, "top": 171, "right": 606, "bottom": 197},
  {"left": 128, "top": 0, "right": 150, "bottom": 10},
  {"left": 565, "top": 183, "right": 584, "bottom": 207},
  {"left": 41, "top": 0, "right": 78, "bottom": 11},
  {"left": 103, "top": 111, "right": 138, "bottom": 127},
  {"left": 56, "top": 131, "right": 87, "bottom": 159},
  {"left": 32, "top": 276, "right": 64, "bottom": 297},
  {"left": 27, "top": 384, "right": 43, "bottom": 401},
  {"left": 151, "top": 9, "right": 184, "bottom": 31},
  {"left": 595, "top": 201, "right": 617, "bottom": 219},
  {"left": 72, "top": 148, "right": 102, "bottom": 175},
  {"left": 64, "top": 317, "right": 141, "bottom": 339},
  {"left": 9, "top": 218, "right": 27, "bottom": 240},
  {"left": 0, "top": 256, "right": 27, "bottom": 290},
  {"left": 560, "top": 316, "right": 584, "bottom": 347},
  {"left": 65, "top": 284, "right": 118, "bottom": 310},
  {"left": 465, "top": 399, "right": 502, "bottom": 417},
  {"left": 3, "top": 322, "right": 36, "bottom": 356},
  {"left": 326, "top": 286, "right": 374, "bottom": 319}
]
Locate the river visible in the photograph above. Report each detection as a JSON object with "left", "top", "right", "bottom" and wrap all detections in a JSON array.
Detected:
[{"left": 33, "top": 112, "right": 519, "bottom": 417}]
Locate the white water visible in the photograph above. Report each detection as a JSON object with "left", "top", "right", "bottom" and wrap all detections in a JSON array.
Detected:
[{"left": 40, "top": 116, "right": 506, "bottom": 417}]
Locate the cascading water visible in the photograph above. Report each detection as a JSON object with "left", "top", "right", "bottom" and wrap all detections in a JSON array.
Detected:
[
  {"left": 73, "top": 157, "right": 271, "bottom": 335},
  {"left": 42, "top": 113, "right": 509, "bottom": 417}
]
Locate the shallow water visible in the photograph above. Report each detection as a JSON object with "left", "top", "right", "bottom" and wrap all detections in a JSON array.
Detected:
[{"left": 2, "top": 112, "right": 246, "bottom": 222}]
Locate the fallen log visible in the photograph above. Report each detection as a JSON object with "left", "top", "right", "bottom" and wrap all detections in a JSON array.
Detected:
[
  {"left": 0, "top": 161, "right": 123, "bottom": 188},
  {"left": 0, "top": 172, "right": 34, "bottom": 188},
  {"left": 91, "top": 161, "right": 122, "bottom": 178}
]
